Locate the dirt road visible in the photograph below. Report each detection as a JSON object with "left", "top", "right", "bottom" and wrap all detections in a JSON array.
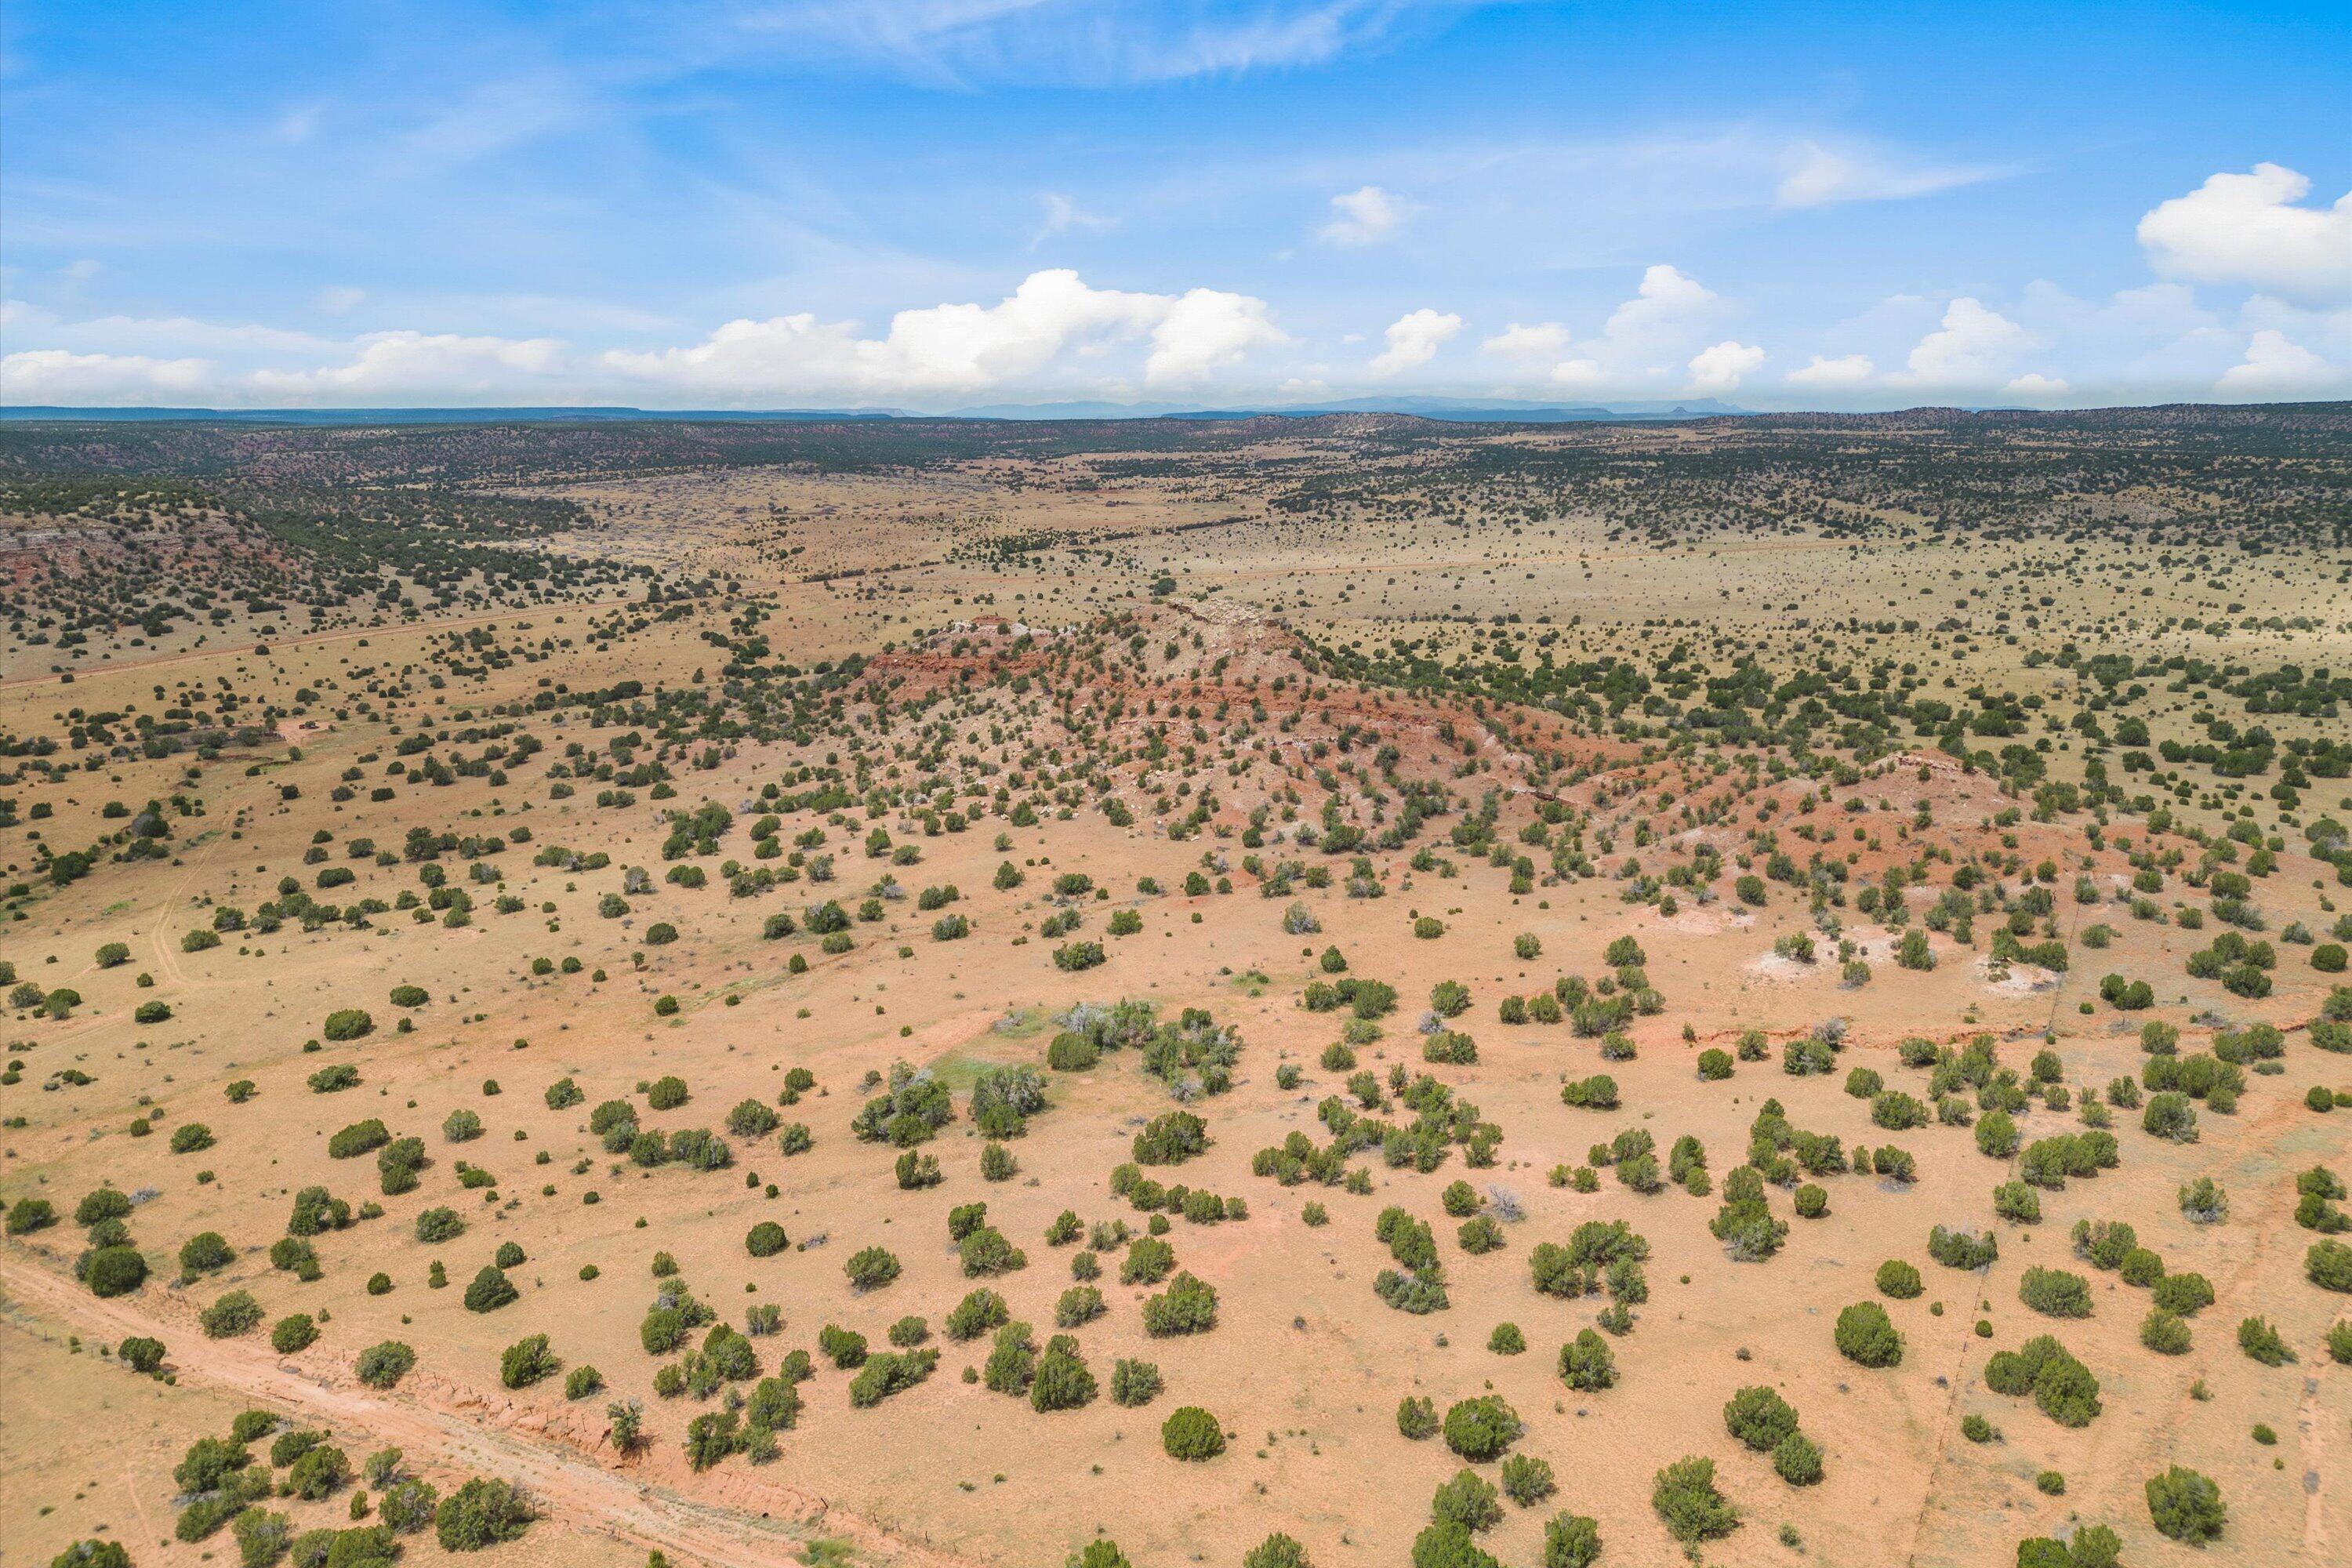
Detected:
[{"left": 0, "top": 1249, "right": 977, "bottom": 1568}]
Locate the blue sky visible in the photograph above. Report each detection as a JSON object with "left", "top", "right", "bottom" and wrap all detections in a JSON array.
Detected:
[{"left": 2, "top": 0, "right": 2346, "bottom": 409}]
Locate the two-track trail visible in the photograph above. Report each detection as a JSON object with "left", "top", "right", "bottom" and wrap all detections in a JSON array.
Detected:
[{"left": 0, "top": 1250, "right": 977, "bottom": 1568}]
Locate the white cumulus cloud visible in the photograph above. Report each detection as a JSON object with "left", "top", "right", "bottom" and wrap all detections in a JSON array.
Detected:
[
  {"left": 1901, "top": 297, "right": 2031, "bottom": 385},
  {"left": 1482, "top": 321, "right": 1571, "bottom": 360},
  {"left": 1686, "top": 340, "right": 1764, "bottom": 394},
  {"left": 2137, "top": 164, "right": 2352, "bottom": 308},
  {"left": 2216, "top": 328, "right": 2339, "bottom": 396},
  {"left": 1490, "top": 265, "right": 1730, "bottom": 392},
  {"left": 0, "top": 348, "right": 214, "bottom": 403},
  {"left": 1145, "top": 288, "right": 1288, "bottom": 384},
  {"left": 1786, "top": 353, "right": 1875, "bottom": 388},
  {"left": 1320, "top": 184, "right": 1409, "bottom": 245},
  {"left": 2002, "top": 372, "right": 2069, "bottom": 398},
  {"left": 604, "top": 269, "right": 1283, "bottom": 395},
  {"left": 1601, "top": 264, "right": 1719, "bottom": 349},
  {"left": 1369, "top": 307, "right": 1461, "bottom": 376},
  {"left": 252, "top": 332, "right": 567, "bottom": 397},
  {"left": 0, "top": 270, "right": 1287, "bottom": 407}
]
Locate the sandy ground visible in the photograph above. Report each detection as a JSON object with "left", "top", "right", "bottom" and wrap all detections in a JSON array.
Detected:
[{"left": 4, "top": 423, "right": 2350, "bottom": 1568}]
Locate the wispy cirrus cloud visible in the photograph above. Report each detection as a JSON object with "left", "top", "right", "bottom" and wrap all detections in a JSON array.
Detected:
[
  {"left": 717, "top": 0, "right": 1507, "bottom": 86},
  {"left": 1774, "top": 139, "right": 2005, "bottom": 209}
]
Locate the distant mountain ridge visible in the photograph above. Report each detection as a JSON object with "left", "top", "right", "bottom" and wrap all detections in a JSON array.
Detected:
[
  {"left": 0, "top": 405, "right": 920, "bottom": 424},
  {"left": 1, "top": 396, "right": 1749, "bottom": 426}
]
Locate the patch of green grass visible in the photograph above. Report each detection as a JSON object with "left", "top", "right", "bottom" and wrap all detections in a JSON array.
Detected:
[{"left": 985, "top": 1004, "right": 1051, "bottom": 1039}]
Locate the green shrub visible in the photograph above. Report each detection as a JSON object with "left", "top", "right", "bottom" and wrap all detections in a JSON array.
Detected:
[
  {"left": 1835, "top": 1301, "right": 1902, "bottom": 1367},
  {"left": 1442, "top": 1394, "right": 1521, "bottom": 1461},
  {"left": 1772, "top": 1431, "right": 1824, "bottom": 1485},
  {"left": 356, "top": 1341, "right": 416, "bottom": 1388},
  {"left": 2237, "top": 1315, "right": 2295, "bottom": 1367},
  {"left": 1160, "top": 1404, "right": 1225, "bottom": 1460},
  {"left": 2310, "top": 1239, "right": 2352, "bottom": 1291},
  {"left": 1558, "top": 1328, "right": 1616, "bottom": 1392},
  {"left": 84, "top": 1246, "right": 147, "bottom": 1298},
  {"left": 1029, "top": 1335, "right": 1096, "bottom": 1410},
  {"left": 1132, "top": 1110, "right": 1209, "bottom": 1165},
  {"left": 2154, "top": 1271, "right": 2216, "bottom": 1316},
  {"left": 2140, "top": 1308, "right": 2192, "bottom": 1355},
  {"left": 1240, "top": 1536, "right": 1312, "bottom": 1568},
  {"left": 2143, "top": 1092, "right": 2198, "bottom": 1142},
  {"left": 434, "top": 1476, "right": 534, "bottom": 1552},
  {"left": 2071, "top": 1218, "right": 2137, "bottom": 1271},
  {"left": 49, "top": 1544, "right": 132, "bottom": 1568},
  {"left": 270, "top": 1315, "right": 318, "bottom": 1354},
  {"left": 6, "top": 1198, "right": 56, "bottom": 1235},
  {"left": 286, "top": 1443, "right": 349, "bottom": 1499},
  {"left": 1432, "top": 1468, "right": 1503, "bottom": 1531},
  {"left": 2015, "top": 1526, "right": 2121, "bottom": 1568},
  {"left": 848, "top": 1348, "right": 938, "bottom": 1407},
  {"left": 1110, "top": 1358, "right": 1162, "bottom": 1407},
  {"left": 174, "top": 1433, "right": 251, "bottom": 1491},
  {"left": 2144, "top": 1465, "right": 2225, "bottom": 1544},
  {"left": 461, "top": 1266, "right": 517, "bottom": 1313},
  {"left": 1722, "top": 1385, "right": 1798, "bottom": 1450},
  {"left": 201, "top": 1290, "right": 264, "bottom": 1338},
  {"left": 2019, "top": 1267, "right": 2093, "bottom": 1319},
  {"left": 378, "top": 1138, "right": 428, "bottom": 1196},
  {"left": 2030, "top": 1349, "right": 2103, "bottom": 1427},
  {"left": 322, "top": 1009, "right": 374, "bottom": 1042},
  {"left": 957, "top": 1226, "right": 1026, "bottom": 1277},
  {"left": 1141, "top": 1272, "right": 1218, "bottom": 1337},
  {"left": 1650, "top": 1455, "right": 1738, "bottom": 1542},
  {"left": 844, "top": 1246, "right": 902, "bottom": 1291},
  {"left": 1875, "top": 1259, "right": 1924, "bottom": 1299},
  {"left": 499, "top": 1334, "right": 561, "bottom": 1388},
  {"left": 1408, "top": 1523, "right": 1495, "bottom": 1568},
  {"left": 1500, "top": 1453, "right": 1555, "bottom": 1506},
  {"left": 1929, "top": 1225, "right": 1998, "bottom": 1271},
  {"left": 1993, "top": 1181, "right": 2042, "bottom": 1225},
  {"left": 1541, "top": 1512, "right": 1601, "bottom": 1568},
  {"left": 1708, "top": 1167, "right": 1786, "bottom": 1260},
  {"left": 75, "top": 1188, "right": 133, "bottom": 1226},
  {"left": 945, "top": 1289, "right": 1009, "bottom": 1341}
]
